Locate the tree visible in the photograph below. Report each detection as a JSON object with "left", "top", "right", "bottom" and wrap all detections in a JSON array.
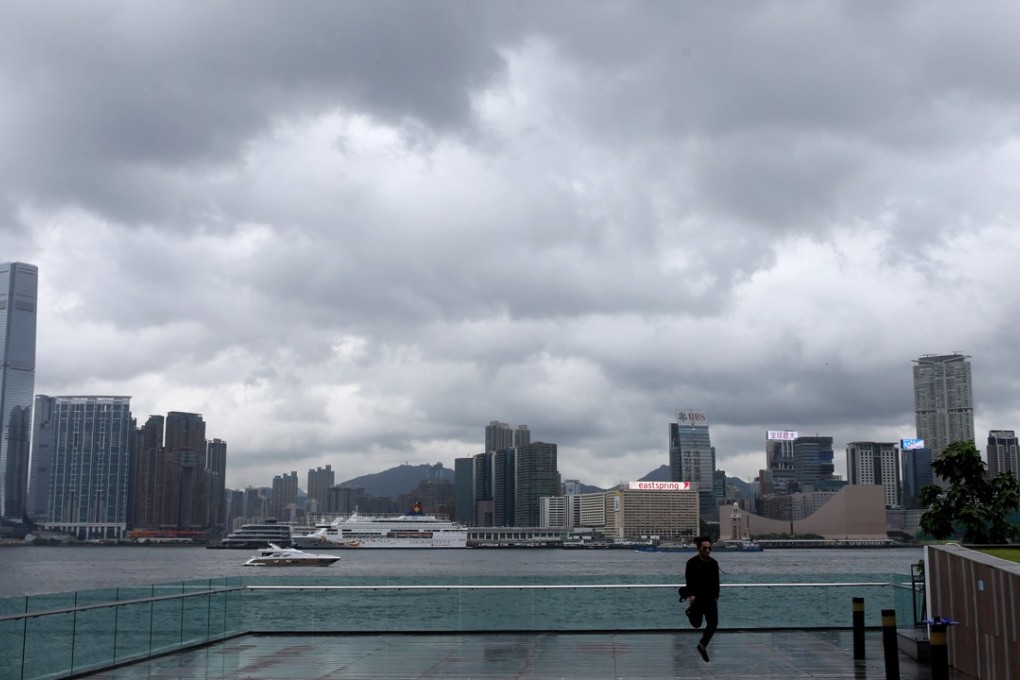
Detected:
[{"left": 919, "top": 440, "right": 1020, "bottom": 544}]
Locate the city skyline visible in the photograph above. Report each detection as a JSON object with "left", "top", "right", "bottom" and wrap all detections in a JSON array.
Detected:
[{"left": 5, "top": 5, "right": 1020, "bottom": 490}]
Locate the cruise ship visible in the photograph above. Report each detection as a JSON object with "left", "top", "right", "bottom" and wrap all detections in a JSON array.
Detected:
[
  {"left": 292, "top": 503, "right": 467, "bottom": 549},
  {"left": 211, "top": 520, "right": 293, "bottom": 549}
]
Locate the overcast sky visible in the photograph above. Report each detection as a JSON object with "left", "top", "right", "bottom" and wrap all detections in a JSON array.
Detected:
[{"left": 4, "top": 2, "right": 1020, "bottom": 490}]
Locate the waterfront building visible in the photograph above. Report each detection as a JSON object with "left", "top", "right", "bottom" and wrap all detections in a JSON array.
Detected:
[
  {"left": 472, "top": 451, "right": 494, "bottom": 526},
  {"left": 129, "top": 415, "right": 167, "bottom": 529},
  {"left": 846, "top": 441, "right": 901, "bottom": 508},
  {"left": 765, "top": 430, "right": 798, "bottom": 493},
  {"left": 485, "top": 421, "right": 513, "bottom": 452},
  {"left": 164, "top": 412, "right": 209, "bottom": 532},
  {"left": 206, "top": 438, "right": 227, "bottom": 536},
  {"left": 453, "top": 457, "right": 474, "bottom": 526},
  {"left": 793, "top": 435, "right": 835, "bottom": 488},
  {"left": 913, "top": 353, "right": 975, "bottom": 460},
  {"left": 0, "top": 262, "right": 37, "bottom": 522},
  {"left": 540, "top": 495, "right": 567, "bottom": 528},
  {"left": 514, "top": 442, "right": 559, "bottom": 527},
  {"left": 578, "top": 492, "right": 607, "bottom": 528},
  {"left": 26, "top": 394, "right": 55, "bottom": 521},
  {"left": 493, "top": 447, "right": 516, "bottom": 526},
  {"left": 306, "top": 465, "right": 335, "bottom": 512},
  {"left": 730, "top": 485, "right": 887, "bottom": 539},
  {"left": 668, "top": 409, "right": 717, "bottom": 521},
  {"left": 272, "top": 471, "right": 299, "bottom": 520},
  {"left": 44, "top": 396, "right": 133, "bottom": 540},
  {"left": 986, "top": 429, "right": 1019, "bottom": 477},
  {"left": 900, "top": 442, "right": 933, "bottom": 510},
  {"left": 608, "top": 485, "right": 699, "bottom": 541}
]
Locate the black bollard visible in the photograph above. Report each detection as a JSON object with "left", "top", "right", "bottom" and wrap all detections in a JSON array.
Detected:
[
  {"left": 852, "top": 597, "right": 865, "bottom": 660},
  {"left": 930, "top": 622, "right": 948, "bottom": 680},
  {"left": 881, "top": 609, "right": 899, "bottom": 680}
]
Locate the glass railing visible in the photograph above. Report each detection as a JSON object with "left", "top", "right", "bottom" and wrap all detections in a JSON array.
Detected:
[{"left": 0, "top": 576, "right": 921, "bottom": 680}]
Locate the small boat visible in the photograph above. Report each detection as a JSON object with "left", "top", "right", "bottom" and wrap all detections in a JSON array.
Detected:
[{"left": 243, "top": 544, "right": 341, "bottom": 567}]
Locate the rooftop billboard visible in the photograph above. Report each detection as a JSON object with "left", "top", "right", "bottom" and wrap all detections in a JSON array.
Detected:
[
  {"left": 767, "top": 430, "right": 799, "bottom": 441},
  {"left": 901, "top": 438, "right": 925, "bottom": 450},
  {"left": 628, "top": 481, "right": 693, "bottom": 491},
  {"left": 677, "top": 409, "right": 708, "bottom": 425}
]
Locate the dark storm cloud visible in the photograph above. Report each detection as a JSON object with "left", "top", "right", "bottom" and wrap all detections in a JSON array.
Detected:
[{"left": 7, "top": 2, "right": 1020, "bottom": 487}]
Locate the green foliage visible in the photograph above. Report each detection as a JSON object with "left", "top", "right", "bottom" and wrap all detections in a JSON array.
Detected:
[{"left": 919, "top": 441, "right": 1020, "bottom": 544}]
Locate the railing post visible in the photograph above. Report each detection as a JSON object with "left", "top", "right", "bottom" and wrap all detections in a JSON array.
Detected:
[
  {"left": 930, "top": 622, "right": 948, "bottom": 680},
  {"left": 881, "top": 608, "right": 899, "bottom": 680},
  {"left": 852, "top": 597, "right": 865, "bottom": 660}
]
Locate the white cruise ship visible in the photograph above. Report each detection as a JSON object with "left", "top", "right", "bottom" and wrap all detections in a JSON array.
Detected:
[{"left": 293, "top": 503, "right": 467, "bottom": 549}]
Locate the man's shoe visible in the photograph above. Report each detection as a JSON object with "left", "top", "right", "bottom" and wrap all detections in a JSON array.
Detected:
[{"left": 697, "top": 643, "right": 710, "bottom": 662}]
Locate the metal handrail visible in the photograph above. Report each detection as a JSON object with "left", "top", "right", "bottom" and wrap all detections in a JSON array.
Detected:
[{"left": 247, "top": 581, "right": 897, "bottom": 591}]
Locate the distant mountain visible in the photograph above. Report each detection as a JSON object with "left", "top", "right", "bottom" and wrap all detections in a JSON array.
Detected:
[
  {"left": 340, "top": 463, "right": 454, "bottom": 498},
  {"left": 337, "top": 461, "right": 752, "bottom": 500}
]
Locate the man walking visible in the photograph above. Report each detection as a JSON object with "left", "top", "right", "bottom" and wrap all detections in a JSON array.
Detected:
[{"left": 685, "top": 536, "right": 720, "bottom": 662}]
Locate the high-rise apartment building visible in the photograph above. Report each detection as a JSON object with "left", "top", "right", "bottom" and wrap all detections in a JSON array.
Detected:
[
  {"left": 514, "top": 442, "right": 559, "bottom": 527},
  {"left": 44, "top": 396, "right": 133, "bottom": 540},
  {"left": 493, "top": 448, "right": 516, "bottom": 526},
  {"left": 913, "top": 353, "right": 975, "bottom": 458},
  {"left": 846, "top": 441, "right": 901, "bottom": 508},
  {"left": 129, "top": 415, "right": 168, "bottom": 529},
  {"left": 472, "top": 451, "right": 494, "bottom": 526},
  {"left": 306, "top": 465, "right": 334, "bottom": 513},
  {"left": 485, "top": 421, "right": 514, "bottom": 452},
  {"left": 0, "top": 262, "right": 38, "bottom": 521},
  {"left": 272, "top": 471, "right": 298, "bottom": 520},
  {"left": 514, "top": 425, "right": 530, "bottom": 448},
  {"left": 668, "top": 409, "right": 716, "bottom": 521},
  {"left": 986, "top": 430, "right": 1019, "bottom": 477},
  {"left": 26, "top": 394, "right": 56, "bottom": 521},
  {"left": 206, "top": 438, "right": 227, "bottom": 536},
  {"left": 165, "top": 412, "right": 208, "bottom": 531}
]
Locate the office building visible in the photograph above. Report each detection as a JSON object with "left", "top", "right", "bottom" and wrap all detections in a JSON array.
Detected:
[
  {"left": 913, "top": 353, "right": 975, "bottom": 459},
  {"left": 765, "top": 430, "right": 798, "bottom": 493},
  {"left": 0, "top": 262, "right": 38, "bottom": 521},
  {"left": 453, "top": 457, "right": 474, "bottom": 526},
  {"left": 514, "top": 442, "right": 559, "bottom": 527},
  {"left": 901, "top": 442, "right": 933, "bottom": 510},
  {"left": 987, "top": 430, "right": 1019, "bottom": 477},
  {"left": 44, "top": 396, "right": 133, "bottom": 540},
  {"left": 793, "top": 436, "right": 835, "bottom": 489},
  {"left": 26, "top": 394, "right": 56, "bottom": 521},
  {"left": 206, "top": 438, "right": 227, "bottom": 536},
  {"left": 472, "top": 451, "right": 494, "bottom": 526},
  {"left": 846, "top": 441, "right": 901, "bottom": 508},
  {"left": 493, "top": 448, "right": 516, "bottom": 526},
  {"left": 669, "top": 410, "right": 716, "bottom": 521}
]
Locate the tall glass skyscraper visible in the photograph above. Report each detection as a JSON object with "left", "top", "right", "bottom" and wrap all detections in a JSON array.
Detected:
[
  {"left": 0, "top": 262, "right": 38, "bottom": 521},
  {"left": 668, "top": 409, "right": 716, "bottom": 522}
]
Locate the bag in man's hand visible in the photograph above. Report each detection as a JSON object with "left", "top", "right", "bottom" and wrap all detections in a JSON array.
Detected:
[
  {"left": 677, "top": 586, "right": 690, "bottom": 602},
  {"left": 686, "top": 603, "right": 704, "bottom": 629}
]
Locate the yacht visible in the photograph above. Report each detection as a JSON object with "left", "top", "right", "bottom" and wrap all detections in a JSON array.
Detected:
[
  {"left": 211, "top": 520, "right": 293, "bottom": 549},
  {"left": 243, "top": 544, "right": 341, "bottom": 567},
  {"left": 293, "top": 503, "right": 468, "bottom": 549}
]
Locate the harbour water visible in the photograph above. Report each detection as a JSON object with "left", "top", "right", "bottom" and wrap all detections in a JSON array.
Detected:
[{"left": 0, "top": 545, "right": 923, "bottom": 598}]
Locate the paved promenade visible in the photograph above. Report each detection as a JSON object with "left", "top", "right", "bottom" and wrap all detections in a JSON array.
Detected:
[{"left": 79, "top": 630, "right": 974, "bottom": 679}]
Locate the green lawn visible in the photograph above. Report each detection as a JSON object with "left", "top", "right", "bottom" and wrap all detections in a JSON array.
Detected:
[{"left": 977, "top": 547, "right": 1020, "bottom": 563}]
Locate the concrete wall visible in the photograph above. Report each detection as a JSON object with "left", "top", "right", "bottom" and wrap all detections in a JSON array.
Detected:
[
  {"left": 926, "top": 544, "right": 1020, "bottom": 680},
  {"left": 726, "top": 485, "right": 888, "bottom": 539}
]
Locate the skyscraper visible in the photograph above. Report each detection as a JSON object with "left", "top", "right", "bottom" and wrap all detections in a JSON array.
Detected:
[
  {"left": 514, "top": 442, "right": 558, "bottom": 527},
  {"left": 986, "top": 430, "right": 1019, "bottom": 477},
  {"left": 26, "top": 394, "right": 56, "bottom": 521},
  {"left": 0, "top": 262, "right": 38, "bottom": 521},
  {"left": 306, "top": 465, "right": 334, "bottom": 513},
  {"left": 668, "top": 409, "right": 716, "bottom": 522},
  {"left": 913, "top": 353, "right": 975, "bottom": 458},
  {"left": 846, "top": 441, "right": 901, "bottom": 508},
  {"left": 900, "top": 443, "right": 933, "bottom": 510},
  {"left": 485, "top": 421, "right": 513, "bottom": 452},
  {"left": 46, "top": 396, "right": 133, "bottom": 540},
  {"left": 793, "top": 435, "right": 835, "bottom": 488}
]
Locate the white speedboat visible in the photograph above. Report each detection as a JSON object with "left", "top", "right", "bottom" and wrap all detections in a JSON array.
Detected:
[
  {"left": 243, "top": 544, "right": 341, "bottom": 567},
  {"left": 293, "top": 502, "right": 468, "bottom": 549}
]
